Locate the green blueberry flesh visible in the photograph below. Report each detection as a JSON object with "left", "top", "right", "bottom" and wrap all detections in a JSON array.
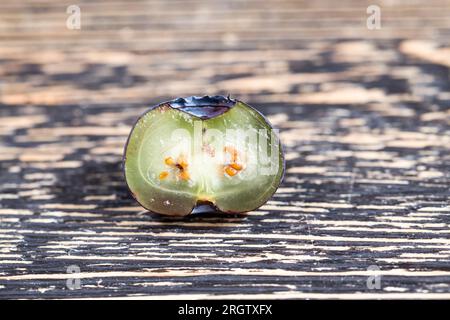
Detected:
[{"left": 124, "top": 96, "right": 284, "bottom": 216}]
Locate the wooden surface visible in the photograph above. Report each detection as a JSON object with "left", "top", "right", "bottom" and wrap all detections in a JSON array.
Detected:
[{"left": 0, "top": 0, "right": 450, "bottom": 299}]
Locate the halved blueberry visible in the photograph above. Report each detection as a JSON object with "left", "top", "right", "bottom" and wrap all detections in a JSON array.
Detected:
[{"left": 124, "top": 95, "right": 284, "bottom": 216}]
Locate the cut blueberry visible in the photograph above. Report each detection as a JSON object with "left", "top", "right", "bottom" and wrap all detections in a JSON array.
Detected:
[{"left": 123, "top": 95, "right": 284, "bottom": 216}]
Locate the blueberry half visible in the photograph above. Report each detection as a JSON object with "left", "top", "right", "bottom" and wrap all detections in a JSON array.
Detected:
[{"left": 123, "top": 95, "right": 285, "bottom": 216}]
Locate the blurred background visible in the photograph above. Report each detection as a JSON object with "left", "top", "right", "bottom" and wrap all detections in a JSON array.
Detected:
[{"left": 0, "top": 0, "right": 449, "bottom": 106}]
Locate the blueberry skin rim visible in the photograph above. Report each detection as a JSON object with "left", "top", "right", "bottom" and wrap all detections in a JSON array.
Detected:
[
  {"left": 122, "top": 95, "right": 286, "bottom": 216},
  {"left": 170, "top": 95, "right": 236, "bottom": 109}
]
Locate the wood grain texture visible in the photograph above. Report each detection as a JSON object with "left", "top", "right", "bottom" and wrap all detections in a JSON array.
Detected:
[{"left": 0, "top": 0, "right": 449, "bottom": 299}]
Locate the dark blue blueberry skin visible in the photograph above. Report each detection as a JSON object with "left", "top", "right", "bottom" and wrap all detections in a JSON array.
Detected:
[{"left": 169, "top": 95, "right": 236, "bottom": 119}]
